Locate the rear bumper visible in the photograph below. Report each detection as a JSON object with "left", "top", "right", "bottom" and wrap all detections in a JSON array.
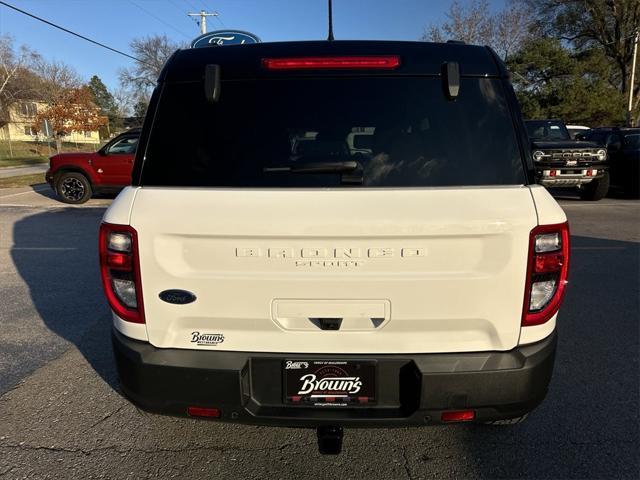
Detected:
[
  {"left": 112, "top": 328, "right": 557, "bottom": 427},
  {"left": 537, "top": 166, "right": 607, "bottom": 187}
]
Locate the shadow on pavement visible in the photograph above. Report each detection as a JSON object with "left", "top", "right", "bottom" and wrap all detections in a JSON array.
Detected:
[
  {"left": 11, "top": 207, "right": 119, "bottom": 391},
  {"left": 457, "top": 235, "right": 639, "bottom": 479}
]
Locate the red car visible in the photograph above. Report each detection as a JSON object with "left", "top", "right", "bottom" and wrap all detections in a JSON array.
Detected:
[{"left": 46, "top": 128, "right": 140, "bottom": 204}]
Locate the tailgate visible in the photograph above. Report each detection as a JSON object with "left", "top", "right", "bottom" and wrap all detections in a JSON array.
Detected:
[{"left": 131, "top": 186, "right": 537, "bottom": 353}]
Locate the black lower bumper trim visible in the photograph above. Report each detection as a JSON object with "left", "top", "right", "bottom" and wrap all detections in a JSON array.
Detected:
[{"left": 112, "top": 329, "right": 557, "bottom": 427}]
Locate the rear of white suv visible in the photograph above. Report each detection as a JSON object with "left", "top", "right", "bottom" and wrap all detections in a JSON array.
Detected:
[{"left": 100, "top": 41, "right": 568, "bottom": 453}]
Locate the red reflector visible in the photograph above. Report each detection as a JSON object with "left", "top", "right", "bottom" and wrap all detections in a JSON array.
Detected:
[
  {"left": 289, "top": 396, "right": 301, "bottom": 403},
  {"left": 358, "top": 396, "right": 369, "bottom": 404},
  {"left": 586, "top": 170, "right": 592, "bottom": 176},
  {"left": 549, "top": 170, "right": 557, "bottom": 177},
  {"left": 534, "top": 252, "right": 564, "bottom": 273},
  {"left": 441, "top": 410, "right": 475, "bottom": 422},
  {"left": 106, "top": 252, "right": 132, "bottom": 270},
  {"left": 262, "top": 55, "right": 401, "bottom": 70},
  {"left": 187, "top": 406, "right": 221, "bottom": 418}
]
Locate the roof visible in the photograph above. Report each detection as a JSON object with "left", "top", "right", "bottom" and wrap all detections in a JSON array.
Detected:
[{"left": 161, "top": 40, "right": 505, "bottom": 83}]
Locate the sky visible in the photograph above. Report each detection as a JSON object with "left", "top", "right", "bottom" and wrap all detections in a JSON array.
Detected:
[{"left": 0, "top": 0, "right": 508, "bottom": 91}]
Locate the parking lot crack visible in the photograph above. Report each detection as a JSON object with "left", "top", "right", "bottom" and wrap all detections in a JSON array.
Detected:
[
  {"left": 89, "top": 404, "right": 125, "bottom": 429},
  {"left": 401, "top": 446, "right": 414, "bottom": 480}
]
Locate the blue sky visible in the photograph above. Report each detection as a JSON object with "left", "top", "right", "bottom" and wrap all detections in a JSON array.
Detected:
[{"left": 0, "top": 0, "right": 507, "bottom": 91}]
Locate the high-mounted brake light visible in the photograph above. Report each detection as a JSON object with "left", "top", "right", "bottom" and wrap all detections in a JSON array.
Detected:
[
  {"left": 522, "top": 222, "right": 570, "bottom": 327},
  {"left": 99, "top": 223, "right": 145, "bottom": 324},
  {"left": 262, "top": 55, "right": 401, "bottom": 70}
]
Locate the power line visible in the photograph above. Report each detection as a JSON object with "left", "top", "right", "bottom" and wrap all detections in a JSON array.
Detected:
[
  {"left": 128, "top": 0, "right": 191, "bottom": 39},
  {"left": 0, "top": 0, "right": 151, "bottom": 66}
]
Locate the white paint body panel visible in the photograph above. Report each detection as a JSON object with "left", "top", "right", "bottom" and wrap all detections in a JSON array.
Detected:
[{"left": 116, "top": 185, "right": 548, "bottom": 354}]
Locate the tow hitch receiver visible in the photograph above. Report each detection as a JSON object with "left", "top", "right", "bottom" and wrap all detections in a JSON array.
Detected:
[{"left": 317, "top": 426, "right": 344, "bottom": 454}]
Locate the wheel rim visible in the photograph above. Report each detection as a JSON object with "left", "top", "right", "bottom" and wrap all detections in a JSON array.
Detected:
[{"left": 60, "top": 177, "right": 85, "bottom": 201}]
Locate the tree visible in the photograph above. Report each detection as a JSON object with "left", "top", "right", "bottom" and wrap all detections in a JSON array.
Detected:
[
  {"left": 0, "top": 36, "right": 42, "bottom": 125},
  {"left": 87, "top": 75, "right": 120, "bottom": 136},
  {"left": 422, "top": 0, "right": 532, "bottom": 59},
  {"left": 119, "top": 35, "right": 181, "bottom": 97},
  {"left": 508, "top": 38, "right": 626, "bottom": 125},
  {"left": 30, "top": 57, "right": 81, "bottom": 103},
  {"left": 33, "top": 87, "right": 107, "bottom": 152},
  {"left": 524, "top": 0, "right": 640, "bottom": 123},
  {"left": 133, "top": 98, "right": 149, "bottom": 121}
]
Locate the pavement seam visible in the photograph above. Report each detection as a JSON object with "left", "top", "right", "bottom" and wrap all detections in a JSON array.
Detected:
[{"left": 0, "top": 441, "right": 316, "bottom": 456}]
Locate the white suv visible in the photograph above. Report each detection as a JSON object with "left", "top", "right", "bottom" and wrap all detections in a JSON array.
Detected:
[{"left": 100, "top": 40, "right": 569, "bottom": 454}]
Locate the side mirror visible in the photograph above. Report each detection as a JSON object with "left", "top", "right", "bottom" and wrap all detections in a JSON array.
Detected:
[{"left": 98, "top": 148, "right": 107, "bottom": 156}]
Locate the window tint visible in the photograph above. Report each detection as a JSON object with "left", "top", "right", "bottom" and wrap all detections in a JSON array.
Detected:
[
  {"left": 141, "top": 77, "right": 525, "bottom": 187},
  {"left": 525, "top": 121, "right": 570, "bottom": 141},
  {"left": 624, "top": 134, "right": 640, "bottom": 149},
  {"left": 108, "top": 137, "right": 138, "bottom": 155}
]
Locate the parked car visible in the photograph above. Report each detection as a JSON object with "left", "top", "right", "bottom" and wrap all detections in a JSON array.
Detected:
[
  {"left": 525, "top": 119, "right": 608, "bottom": 200},
  {"left": 101, "top": 40, "right": 569, "bottom": 455},
  {"left": 566, "top": 124, "right": 590, "bottom": 139},
  {"left": 578, "top": 127, "right": 640, "bottom": 198},
  {"left": 46, "top": 128, "right": 140, "bottom": 204}
]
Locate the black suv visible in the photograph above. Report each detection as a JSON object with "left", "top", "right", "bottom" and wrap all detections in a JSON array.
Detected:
[
  {"left": 577, "top": 127, "right": 640, "bottom": 198},
  {"left": 525, "top": 119, "right": 609, "bottom": 200}
]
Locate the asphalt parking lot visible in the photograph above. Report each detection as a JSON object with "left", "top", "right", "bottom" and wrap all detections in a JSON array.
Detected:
[{"left": 0, "top": 185, "right": 638, "bottom": 479}]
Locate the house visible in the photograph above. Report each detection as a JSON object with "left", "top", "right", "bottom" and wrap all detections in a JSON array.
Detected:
[{"left": 0, "top": 100, "right": 100, "bottom": 144}]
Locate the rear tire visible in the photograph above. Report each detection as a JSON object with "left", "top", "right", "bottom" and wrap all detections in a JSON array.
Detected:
[
  {"left": 484, "top": 414, "right": 529, "bottom": 425},
  {"left": 56, "top": 172, "right": 92, "bottom": 204},
  {"left": 579, "top": 172, "right": 609, "bottom": 201}
]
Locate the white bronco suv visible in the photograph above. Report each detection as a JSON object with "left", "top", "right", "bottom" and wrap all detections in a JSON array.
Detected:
[{"left": 100, "top": 40, "right": 569, "bottom": 454}]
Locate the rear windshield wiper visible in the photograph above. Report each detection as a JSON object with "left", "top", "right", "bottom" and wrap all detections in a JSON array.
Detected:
[{"left": 264, "top": 161, "right": 359, "bottom": 174}]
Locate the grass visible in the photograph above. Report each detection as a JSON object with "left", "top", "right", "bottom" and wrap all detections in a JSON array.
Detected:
[
  {"left": 0, "top": 139, "right": 103, "bottom": 168},
  {"left": 0, "top": 156, "right": 49, "bottom": 168},
  {"left": 0, "top": 173, "right": 46, "bottom": 189}
]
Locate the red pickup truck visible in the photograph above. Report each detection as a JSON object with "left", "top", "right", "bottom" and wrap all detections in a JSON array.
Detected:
[{"left": 46, "top": 128, "right": 140, "bottom": 203}]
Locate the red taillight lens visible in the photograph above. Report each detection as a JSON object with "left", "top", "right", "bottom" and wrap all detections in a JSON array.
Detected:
[
  {"left": 441, "top": 410, "right": 475, "bottom": 422},
  {"left": 262, "top": 55, "right": 401, "bottom": 70},
  {"left": 187, "top": 406, "right": 221, "bottom": 418},
  {"left": 99, "top": 223, "right": 144, "bottom": 324},
  {"left": 522, "top": 222, "right": 570, "bottom": 327}
]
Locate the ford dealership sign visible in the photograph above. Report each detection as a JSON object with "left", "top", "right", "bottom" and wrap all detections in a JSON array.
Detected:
[{"left": 191, "top": 30, "right": 261, "bottom": 48}]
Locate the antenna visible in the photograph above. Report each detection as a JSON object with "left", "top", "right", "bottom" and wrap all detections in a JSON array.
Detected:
[{"left": 327, "top": 0, "right": 334, "bottom": 41}]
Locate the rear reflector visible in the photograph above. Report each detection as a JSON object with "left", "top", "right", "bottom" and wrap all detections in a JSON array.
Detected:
[
  {"left": 262, "top": 55, "right": 401, "bottom": 70},
  {"left": 441, "top": 410, "right": 475, "bottom": 422},
  {"left": 187, "top": 406, "right": 221, "bottom": 418}
]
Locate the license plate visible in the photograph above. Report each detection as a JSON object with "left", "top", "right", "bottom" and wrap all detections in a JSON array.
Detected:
[
  {"left": 284, "top": 360, "right": 376, "bottom": 406},
  {"left": 566, "top": 160, "right": 578, "bottom": 166}
]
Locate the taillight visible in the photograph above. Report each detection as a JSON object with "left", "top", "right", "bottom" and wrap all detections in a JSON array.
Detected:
[
  {"left": 99, "top": 223, "right": 144, "bottom": 323},
  {"left": 262, "top": 55, "right": 401, "bottom": 70},
  {"left": 522, "top": 222, "right": 570, "bottom": 326}
]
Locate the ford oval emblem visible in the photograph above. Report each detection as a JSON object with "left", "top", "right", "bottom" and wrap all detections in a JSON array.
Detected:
[
  {"left": 191, "top": 30, "right": 261, "bottom": 48},
  {"left": 159, "top": 289, "right": 197, "bottom": 305}
]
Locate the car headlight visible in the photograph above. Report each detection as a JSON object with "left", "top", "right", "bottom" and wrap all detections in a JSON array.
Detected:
[
  {"left": 596, "top": 149, "right": 606, "bottom": 161},
  {"left": 532, "top": 150, "right": 546, "bottom": 162}
]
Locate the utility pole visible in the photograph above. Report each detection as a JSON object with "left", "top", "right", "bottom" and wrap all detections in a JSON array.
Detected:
[
  {"left": 188, "top": 10, "right": 218, "bottom": 35},
  {"left": 627, "top": 29, "right": 639, "bottom": 127}
]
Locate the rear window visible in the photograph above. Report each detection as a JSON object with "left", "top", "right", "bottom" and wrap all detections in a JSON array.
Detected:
[{"left": 140, "top": 77, "right": 526, "bottom": 187}]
